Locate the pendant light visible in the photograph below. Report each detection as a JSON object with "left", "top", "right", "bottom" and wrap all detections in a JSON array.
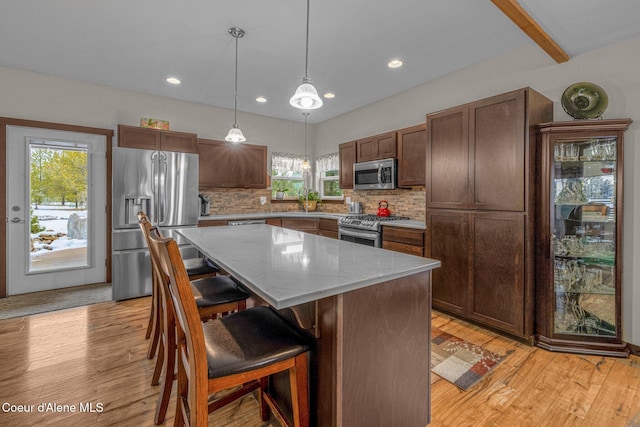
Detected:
[
  {"left": 225, "top": 27, "right": 246, "bottom": 143},
  {"left": 301, "top": 112, "right": 311, "bottom": 171},
  {"left": 290, "top": 0, "right": 323, "bottom": 110}
]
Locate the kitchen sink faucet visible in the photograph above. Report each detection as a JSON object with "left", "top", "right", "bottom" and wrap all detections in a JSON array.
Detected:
[{"left": 298, "top": 186, "right": 309, "bottom": 213}]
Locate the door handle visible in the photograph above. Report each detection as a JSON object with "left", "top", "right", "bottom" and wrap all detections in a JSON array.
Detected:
[{"left": 11, "top": 217, "right": 21, "bottom": 223}]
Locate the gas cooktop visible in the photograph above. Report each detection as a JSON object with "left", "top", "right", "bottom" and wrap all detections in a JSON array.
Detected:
[{"left": 338, "top": 214, "right": 410, "bottom": 231}]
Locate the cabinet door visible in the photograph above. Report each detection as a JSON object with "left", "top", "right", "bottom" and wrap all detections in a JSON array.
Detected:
[
  {"left": 356, "top": 137, "right": 377, "bottom": 162},
  {"left": 356, "top": 132, "right": 396, "bottom": 162},
  {"left": 339, "top": 141, "right": 356, "bottom": 189},
  {"left": 426, "top": 106, "right": 469, "bottom": 209},
  {"left": 235, "top": 143, "right": 267, "bottom": 188},
  {"left": 397, "top": 124, "right": 426, "bottom": 187},
  {"left": 318, "top": 218, "right": 338, "bottom": 239},
  {"left": 197, "top": 139, "right": 234, "bottom": 187},
  {"left": 426, "top": 210, "right": 468, "bottom": 314},
  {"left": 469, "top": 211, "right": 525, "bottom": 335},
  {"left": 160, "top": 131, "right": 198, "bottom": 153},
  {"left": 118, "top": 125, "right": 161, "bottom": 150},
  {"left": 376, "top": 132, "right": 397, "bottom": 159},
  {"left": 469, "top": 90, "right": 525, "bottom": 211}
]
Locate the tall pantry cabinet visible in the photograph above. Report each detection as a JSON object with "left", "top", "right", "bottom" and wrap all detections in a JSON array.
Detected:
[{"left": 425, "top": 88, "right": 553, "bottom": 341}]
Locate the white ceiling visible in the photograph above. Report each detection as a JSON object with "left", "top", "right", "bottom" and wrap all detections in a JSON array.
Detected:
[{"left": 1, "top": 0, "right": 640, "bottom": 124}]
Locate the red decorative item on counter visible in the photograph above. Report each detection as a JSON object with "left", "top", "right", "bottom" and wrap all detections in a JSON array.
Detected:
[{"left": 377, "top": 200, "right": 390, "bottom": 217}]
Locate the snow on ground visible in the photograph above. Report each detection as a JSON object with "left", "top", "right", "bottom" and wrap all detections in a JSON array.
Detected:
[{"left": 31, "top": 205, "right": 87, "bottom": 255}]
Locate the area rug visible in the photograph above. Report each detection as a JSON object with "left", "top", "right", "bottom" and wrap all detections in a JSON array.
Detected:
[
  {"left": 0, "top": 283, "right": 112, "bottom": 320},
  {"left": 431, "top": 328, "right": 509, "bottom": 391}
]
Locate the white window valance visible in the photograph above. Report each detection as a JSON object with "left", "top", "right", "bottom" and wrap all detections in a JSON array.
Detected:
[
  {"left": 271, "top": 152, "right": 306, "bottom": 177},
  {"left": 315, "top": 152, "right": 339, "bottom": 175}
]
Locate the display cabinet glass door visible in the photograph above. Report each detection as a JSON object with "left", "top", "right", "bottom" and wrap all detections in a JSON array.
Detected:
[{"left": 552, "top": 136, "right": 617, "bottom": 338}]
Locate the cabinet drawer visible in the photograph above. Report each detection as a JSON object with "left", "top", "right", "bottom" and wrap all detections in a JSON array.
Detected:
[
  {"left": 382, "top": 226, "right": 424, "bottom": 246},
  {"left": 266, "top": 218, "right": 282, "bottom": 227},
  {"left": 282, "top": 217, "right": 318, "bottom": 233},
  {"left": 382, "top": 241, "right": 423, "bottom": 256}
]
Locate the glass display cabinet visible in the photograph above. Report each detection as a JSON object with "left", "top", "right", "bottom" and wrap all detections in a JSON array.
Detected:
[{"left": 536, "top": 119, "right": 631, "bottom": 357}]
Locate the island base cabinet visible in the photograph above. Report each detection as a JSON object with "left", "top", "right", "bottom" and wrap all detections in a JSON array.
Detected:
[
  {"left": 427, "top": 209, "right": 531, "bottom": 340},
  {"left": 314, "top": 271, "right": 432, "bottom": 427}
]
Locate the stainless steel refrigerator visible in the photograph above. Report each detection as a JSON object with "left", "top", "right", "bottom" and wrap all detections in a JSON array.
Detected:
[{"left": 112, "top": 147, "right": 200, "bottom": 300}]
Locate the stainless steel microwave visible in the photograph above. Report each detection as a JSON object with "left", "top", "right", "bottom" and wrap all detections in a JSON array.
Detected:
[{"left": 353, "top": 158, "right": 397, "bottom": 190}]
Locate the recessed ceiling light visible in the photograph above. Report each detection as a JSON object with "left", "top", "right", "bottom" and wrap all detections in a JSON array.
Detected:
[
  {"left": 256, "top": 96, "right": 267, "bottom": 103},
  {"left": 166, "top": 77, "right": 181, "bottom": 85},
  {"left": 324, "top": 92, "right": 335, "bottom": 99},
  {"left": 387, "top": 59, "right": 403, "bottom": 69}
]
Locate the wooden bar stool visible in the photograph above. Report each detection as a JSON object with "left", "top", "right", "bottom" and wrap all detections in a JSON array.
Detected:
[
  {"left": 138, "top": 217, "right": 250, "bottom": 424},
  {"left": 138, "top": 210, "right": 219, "bottom": 358},
  {"left": 148, "top": 232, "right": 314, "bottom": 427}
]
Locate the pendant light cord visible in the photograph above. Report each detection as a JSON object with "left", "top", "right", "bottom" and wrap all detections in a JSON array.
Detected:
[
  {"left": 233, "top": 33, "right": 239, "bottom": 126},
  {"left": 304, "top": 113, "right": 308, "bottom": 158},
  {"left": 304, "top": 0, "right": 310, "bottom": 79}
]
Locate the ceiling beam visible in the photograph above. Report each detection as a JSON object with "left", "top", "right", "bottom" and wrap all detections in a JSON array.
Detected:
[{"left": 491, "top": 0, "right": 570, "bottom": 63}]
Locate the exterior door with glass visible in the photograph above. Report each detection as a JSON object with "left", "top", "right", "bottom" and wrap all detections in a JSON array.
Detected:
[{"left": 6, "top": 126, "right": 106, "bottom": 295}]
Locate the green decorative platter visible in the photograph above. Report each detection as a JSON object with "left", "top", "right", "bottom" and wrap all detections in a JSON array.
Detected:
[{"left": 561, "top": 82, "right": 609, "bottom": 119}]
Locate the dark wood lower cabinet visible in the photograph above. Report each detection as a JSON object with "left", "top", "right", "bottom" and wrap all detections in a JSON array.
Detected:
[
  {"left": 427, "top": 210, "right": 469, "bottom": 315},
  {"left": 382, "top": 226, "right": 424, "bottom": 256},
  {"left": 281, "top": 217, "right": 318, "bottom": 234},
  {"left": 427, "top": 209, "right": 532, "bottom": 341},
  {"left": 318, "top": 218, "right": 338, "bottom": 239},
  {"left": 469, "top": 212, "right": 526, "bottom": 336}
]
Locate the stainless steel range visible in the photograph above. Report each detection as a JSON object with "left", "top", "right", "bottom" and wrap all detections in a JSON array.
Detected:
[{"left": 338, "top": 215, "right": 409, "bottom": 247}]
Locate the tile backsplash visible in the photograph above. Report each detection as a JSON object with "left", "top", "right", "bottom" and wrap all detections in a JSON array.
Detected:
[{"left": 199, "top": 187, "right": 426, "bottom": 221}]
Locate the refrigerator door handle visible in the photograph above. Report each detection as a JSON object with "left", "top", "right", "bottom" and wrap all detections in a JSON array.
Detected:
[{"left": 159, "top": 151, "right": 167, "bottom": 224}]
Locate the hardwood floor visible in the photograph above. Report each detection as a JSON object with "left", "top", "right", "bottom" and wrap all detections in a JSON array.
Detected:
[
  {"left": 432, "top": 312, "right": 640, "bottom": 427},
  {"left": 0, "top": 298, "right": 638, "bottom": 426},
  {"left": 0, "top": 298, "right": 275, "bottom": 427}
]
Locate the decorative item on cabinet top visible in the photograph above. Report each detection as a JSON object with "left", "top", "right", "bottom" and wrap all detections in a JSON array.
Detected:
[
  {"left": 561, "top": 82, "right": 609, "bottom": 120},
  {"left": 140, "top": 117, "right": 169, "bottom": 130}
]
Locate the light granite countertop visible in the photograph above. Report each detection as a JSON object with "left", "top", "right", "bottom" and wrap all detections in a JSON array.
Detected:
[
  {"left": 177, "top": 225, "right": 439, "bottom": 309},
  {"left": 199, "top": 212, "right": 426, "bottom": 230}
]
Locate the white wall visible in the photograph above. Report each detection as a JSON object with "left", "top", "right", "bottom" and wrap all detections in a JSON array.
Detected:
[
  {"left": 316, "top": 36, "right": 640, "bottom": 346},
  {"left": 0, "top": 66, "right": 312, "bottom": 158}
]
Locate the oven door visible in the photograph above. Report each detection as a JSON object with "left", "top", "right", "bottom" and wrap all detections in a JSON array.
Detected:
[{"left": 338, "top": 227, "right": 381, "bottom": 248}]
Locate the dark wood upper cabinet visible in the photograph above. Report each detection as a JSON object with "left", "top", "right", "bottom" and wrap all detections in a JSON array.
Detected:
[
  {"left": 235, "top": 143, "right": 268, "bottom": 188},
  {"left": 356, "top": 131, "right": 396, "bottom": 162},
  {"left": 118, "top": 124, "right": 198, "bottom": 153},
  {"left": 339, "top": 141, "right": 356, "bottom": 189},
  {"left": 426, "top": 105, "right": 469, "bottom": 208},
  {"left": 469, "top": 90, "right": 526, "bottom": 211},
  {"left": 198, "top": 138, "right": 267, "bottom": 188},
  {"left": 397, "top": 124, "right": 426, "bottom": 187},
  {"left": 426, "top": 88, "right": 549, "bottom": 212}
]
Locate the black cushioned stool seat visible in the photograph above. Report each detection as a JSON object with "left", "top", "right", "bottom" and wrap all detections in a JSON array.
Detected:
[
  {"left": 183, "top": 257, "right": 219, "bottom": 277},
  {"left": 191, "top": 276, "right": 250, "bottom": 309},
  {"left": 202, "top": 306, "right": 314, "bottom": 378}
]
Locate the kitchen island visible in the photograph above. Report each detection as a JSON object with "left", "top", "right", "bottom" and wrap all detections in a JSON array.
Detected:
[{"left": 177, "top": 225, "right": 440, "bottom": 427}]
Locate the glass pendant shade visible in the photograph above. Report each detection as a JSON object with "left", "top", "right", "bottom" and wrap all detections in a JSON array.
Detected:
[
  {"left": 225, "top": 125, "right": 246, "bottom": 143},
  {"left": 290, "top": 78, "right": 323, "bottom": 110},
  {"left": 301, "top": 159, "right": 311, "bottom": 170}
]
